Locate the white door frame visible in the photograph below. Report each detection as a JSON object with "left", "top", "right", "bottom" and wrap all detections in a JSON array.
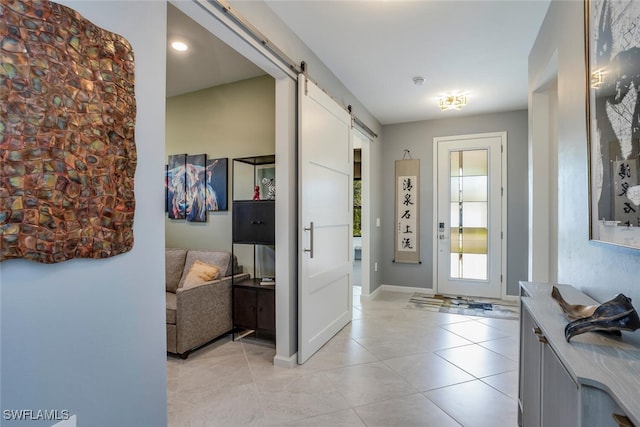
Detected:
[
  {"left": 432, "top": 132, "right": 508, "bottom": 300},
  {"left": 171, "top": 0, "right": 298, "bottom": 367}
]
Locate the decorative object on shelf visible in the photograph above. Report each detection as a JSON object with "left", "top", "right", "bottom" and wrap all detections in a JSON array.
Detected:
[
  {"left": 260, "top": 277, "right": 275, "bottom": 286},
  {"left": 0, "top": 0, "right": 136, "bottom": 263},
  {"left": 261, "top": 177, "right": 275, "bottom": 200},
  {"left": 205, "top": 157, "right": 228, "bottom": 212},
  {"left": 586, "top": 0, "right": 640, "bottom": 249},
  {"left": 253, "top": 185, "right": 260, "bottom": 201},
  {"left": 257, "top": 166, "right": 275, "bottom": 200},
  {"left": 394, "top": 150, "right": 420, "bottom": 264},
  {"left": 552, "top": 286, "right": 640, "bottom": 342},
  {"left": 551, "top": 286, "right": 598, "bottom": 320}
]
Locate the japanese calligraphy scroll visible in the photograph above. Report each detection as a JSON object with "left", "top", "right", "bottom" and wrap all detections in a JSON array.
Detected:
[{"left": 394, "top": 159, "right": 420, "bottom": 263}]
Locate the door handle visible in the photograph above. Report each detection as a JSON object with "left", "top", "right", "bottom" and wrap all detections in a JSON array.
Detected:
[{"left": 304, "top": 222, "right": 314, "bottom": 258}]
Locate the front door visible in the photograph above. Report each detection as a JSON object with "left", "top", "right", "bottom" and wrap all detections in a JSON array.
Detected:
[
  {"left": 435, "top": 132, "right": 506, "bottom": 299},
  {"left": 298, "top": 75, "right": 353, "bottom": 363}
]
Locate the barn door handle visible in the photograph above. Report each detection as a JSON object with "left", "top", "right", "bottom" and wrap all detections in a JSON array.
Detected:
[{"left": 304, "top": 222, "right": 314, "bottom": 258}]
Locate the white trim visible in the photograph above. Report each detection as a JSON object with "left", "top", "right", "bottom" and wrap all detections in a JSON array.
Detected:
[
  {"left": 273, "top": 353, "right": 297, "bottom": 368},
  {"left": 432, "top": 132, "right": 508, "bottom": 299},
  {"left": 172, "top": 0, "right": 298, "bottom": 366},
  {"left": 377, "top": 284, "right": 435, "bottom": 295}
]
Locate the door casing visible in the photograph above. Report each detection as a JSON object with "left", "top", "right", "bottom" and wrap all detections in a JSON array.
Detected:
[{"left": 432, "top": 132, "right": 508, "bottom": 300}]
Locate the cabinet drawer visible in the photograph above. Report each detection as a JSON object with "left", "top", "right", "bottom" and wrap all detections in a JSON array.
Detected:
[{"left": 233, "top": 200, "right": 275, "bottom": 245}]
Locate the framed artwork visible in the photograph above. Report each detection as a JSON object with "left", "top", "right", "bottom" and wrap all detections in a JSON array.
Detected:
[
  {"left": 186, "top": 154, "right": 207, "bottom": 222},
  {"left": 586, "top": 0, "right": 640, "bottom": 248},
  {"left": 167, "top": 154, "right": 187, "bottom": 220},
  {"left": 205, "top": 158, "right": 228, "bottom": 211}
]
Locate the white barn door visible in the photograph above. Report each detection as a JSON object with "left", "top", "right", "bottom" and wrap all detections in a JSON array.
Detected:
[{"left": 298, "top": 75, "right": 353, "bottom": 364}]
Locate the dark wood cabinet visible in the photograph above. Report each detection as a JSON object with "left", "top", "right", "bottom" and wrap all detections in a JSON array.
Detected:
[
  {"left": 232, "top": 200, "right": 275, "bottom": 245},
  {"left": 233, "top": 279, "right": 275, "bottom": 338}
]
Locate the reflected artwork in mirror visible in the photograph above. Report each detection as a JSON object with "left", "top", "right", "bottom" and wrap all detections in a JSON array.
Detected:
[{"left": 586, "top": 0, "right": 640, "bottom": 249}]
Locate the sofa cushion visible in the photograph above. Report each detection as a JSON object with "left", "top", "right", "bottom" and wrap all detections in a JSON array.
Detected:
[
  {"left": 183, "top": 260, "right": 220, "bottom": 288},
  {"left": 179, "top": 250, "right": 232, "bottom": 288},
  {"left": 166, "top": 292, "right": 177, "bottom": 325},
  {"left": 166, "top": 249, "right": 187, "bottom": 293}
]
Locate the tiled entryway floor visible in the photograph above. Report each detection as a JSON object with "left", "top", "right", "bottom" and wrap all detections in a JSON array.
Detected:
[{"left": 168, "top": 288, "right": 520, "bottom": 426}]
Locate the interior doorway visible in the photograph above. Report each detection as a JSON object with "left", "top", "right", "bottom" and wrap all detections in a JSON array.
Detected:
[{"left": 353, "top": 129, "right": 371, "bottom": 297}]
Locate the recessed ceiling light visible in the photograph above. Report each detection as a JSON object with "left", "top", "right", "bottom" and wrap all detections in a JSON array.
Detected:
[{"left": 171, "top": 41, "right": 188, "bottom": 52}]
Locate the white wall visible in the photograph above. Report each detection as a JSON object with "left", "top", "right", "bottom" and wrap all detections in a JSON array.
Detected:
[
  {"left": 165, "top": 76, "right": 275, "bottom": 256},
  {"left": 0, "top": 2, "right": 167, "bottom": 425},
  {"left": 381, "top": 111, "right": 529, "bottom": 296},
  {"left": 530, "top": 1, "right": 640, "bottom": 304}
]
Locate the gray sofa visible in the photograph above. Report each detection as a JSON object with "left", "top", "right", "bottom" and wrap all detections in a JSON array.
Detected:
[{"left": 165, "top": 248, "right": 248, "bottom": 358}]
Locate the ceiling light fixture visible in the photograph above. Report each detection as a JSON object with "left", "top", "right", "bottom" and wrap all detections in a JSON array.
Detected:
[
  {"left": 591, "top": 69, "right": 604, "bottom": 89},
  {"left": 413, "top": 76, "right": 425, "bottom": 86},
  {"left": 171, "top": 41, "right": 189, "bottom": 52},
  {"left": 439, "top": 95, "right": 467, "bottom": 111}
]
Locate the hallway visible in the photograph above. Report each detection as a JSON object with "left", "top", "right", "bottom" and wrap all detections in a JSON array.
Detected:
[{"left": 167, "top": 289, "right": 520, "bottom": 426}]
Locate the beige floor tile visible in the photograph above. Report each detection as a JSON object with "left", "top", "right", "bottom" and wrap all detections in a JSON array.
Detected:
[
  {"left": 256, "top": 371, "right": 350, "bottom": 424},
  {"left": 299, "top": 334, "right": 378, "bottom": 371},
  {"left": 481, "top": 370, "right": 520, "bottom": 400},
  {"left": 435, "top": 344, "right": 518, "bottom": 379},
  {"left": 355, "top": 393, "right": 461, "bottom": 427},
  {"left": 440, "top": 320, "right": 510, "bottom": 343},
  {"left": 478, "top": 335, "right": 520, "bottom": 362},
  {"left": 424, "top": 380, "right": 519, "bottom": 427},
  {"left": 266, "top": 409, "right": 366, "bottom": 427},
  {"left": 324, "top": 362, "right": 417, "bottom": 407},
  {"left": 355, "top": 328, "right": 471, "bottom": 359},
  {"left": 168, "top": 289, "right": 521, "bottom": 427},
  {"left": 477, "top": 317, "right": 520, "bottom": 335},
  {"left": 383, "top": 352, "right": 475, "bottom": 391}
]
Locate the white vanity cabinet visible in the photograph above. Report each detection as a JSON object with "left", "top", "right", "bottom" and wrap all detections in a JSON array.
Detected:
[{"left": 518, "top": 282, "right": 639, "bottom": 427}]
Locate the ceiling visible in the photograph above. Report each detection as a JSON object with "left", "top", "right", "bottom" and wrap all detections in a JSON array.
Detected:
[{"left": 166, "top": 0, "right": 551, "bottom": 125}]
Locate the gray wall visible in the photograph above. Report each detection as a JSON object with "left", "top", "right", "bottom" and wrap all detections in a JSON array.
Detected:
[
  {"left": 530, "top": 1, "right": 640, "bottom": 304},
  {"left": 165, "top": 75, "right": 275, "bottom": 258},
  {"left": 0, "top": 1, "right": 168, "bottom": 426},
  {"left": 381, "top": 110, "right": 529, "bottom": 296}
]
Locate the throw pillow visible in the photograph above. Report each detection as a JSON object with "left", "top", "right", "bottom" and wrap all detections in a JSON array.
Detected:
[{"left": 182, "top": 260, "right": 220, "bottom": 288}]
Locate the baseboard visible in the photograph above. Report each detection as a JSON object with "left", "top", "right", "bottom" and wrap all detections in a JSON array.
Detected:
[
  {"left": 379, "top": 284, "right": 435, "bottom": 295},
  {"left": 359, "top": 285, "right": 381, "bottom": 300},
  {"left": 501, "top": 294, "right": 520, "bottom": 303},
  {"left": 273, "top": 352, "right": 297, "bottom": 368}
]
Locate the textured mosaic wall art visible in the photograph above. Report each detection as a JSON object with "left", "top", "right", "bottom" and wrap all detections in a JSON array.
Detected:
[{"left": 0, "top": 0, "right": 137, "bottom": 263}]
